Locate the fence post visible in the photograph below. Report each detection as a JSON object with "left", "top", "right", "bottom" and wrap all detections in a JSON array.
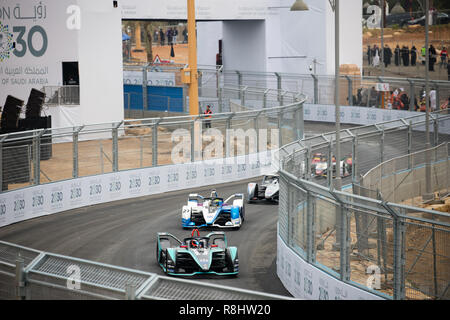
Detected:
[
  {"left": 0, "top": 137, "right": 4, "bottom": 192},
  {"left": 408, "top": 79, "right": 415, "bottom": 111},
  {"left": 225, "top": 114, "right": 233, "bottom": 158},
  {"left": 393, "top": 213, "right": 406, "bottom": 300},
  {"left": 125, "top": 283, "right": 136, "bottom": 300},
  {"left": 277, "top": 110, "right": 283, "bottom": 149},
  {"left": 275, "top": 73, "right": 282, "bottom": 103},
  {"left": 241, "top": 86, "right": 246, "bottom": 106},
  {"left": 32, "top": 131, "right": 42, "bottom": 185},
  {"left": 408, "top": 121, "right": 412, "bottom": 169},
  {"left": 327, "top": 141, "right": 333, "bottom": 188},
  {"left": 352, "top": 136, "right": 357, "bottom": 183},
  {"left": 433, "top": 118, "right": 439, "bottom": 146},
  {"left": 263, "top": 89, "right": 269, "bottom": 109},
  {"left": 152, "top": 120, "right": 159, "bottom": 167},
  {"left": 306, "top": 191, "right": 316, "bottom": 264},
  {"left": 142, "top": 65, "right": 148, "bottom": 114},
  {"left": 294, "top": 105, "right": 303, "bottom": 141},
  {"left": 339, "top": 205, "right": 350, "bottom": 282},
  {"left": 311, "top": 75, "right": 319, "bottom": 104},
  {"left": 236, "top": 71, "right": 242, "bottom": 99},
  {"left": 305, "top": 146, "right": 311, "bottom": 181},
  {"left": 15, "top": 257, "right": 25, "bottom": 300},
  {"left": 112, "top": 123, "right": 121, "bottom": 172},
  {"left": 190, "top": 120, "right": 195, "bottom": 163},
  {"left": 72, "top": 128, "right": 79, "bottom": 178},
  {"left": 380, "top": 128, "right": 384, "bottom": 163},
  {"left": 346, "top": 76, "right": 353, "bottom": 106},
  {"left": 218, "top": 87, "right": 223, "bottom": 113}
]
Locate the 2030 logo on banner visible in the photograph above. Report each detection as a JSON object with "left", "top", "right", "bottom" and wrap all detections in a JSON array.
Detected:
[{"left": 0, "top": 21, "right": 14, "bottom": 61}]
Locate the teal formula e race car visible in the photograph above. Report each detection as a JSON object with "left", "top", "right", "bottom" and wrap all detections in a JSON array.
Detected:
[{"left": 156, "top": 229, "right": 239, "bottom": 277}]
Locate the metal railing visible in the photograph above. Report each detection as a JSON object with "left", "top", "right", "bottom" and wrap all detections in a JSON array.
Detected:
[
  {"left": 40, "top": 66, "right": 450, "bottom": 113},
  {"left": 0, "top": 90, "right": 305, "bottom": 192},
  {"left": 359, "top": 142, "right": 450, "bottom": 206},
  {"left": 0, "top": 241, "right": 292, "bottom": 300},
  {"left": 278, "top": 110, "right": 450, "bottom": 300},
  {"left": 42, "top": 86, "right": 80, "bottom": 105},
  {"left": 198, "top": 67, "right": 450, "bottom": 111}
]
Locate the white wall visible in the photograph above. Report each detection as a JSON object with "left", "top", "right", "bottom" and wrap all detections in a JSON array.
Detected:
[
  {"left": 0, "top": 0, "right": 78, "bottom": 106},
  {"left": 77, "top": 0, "right": 124, "bottom": 126},
  {"left": 222, "top": 20, "right": 266, "bottom": 73},
  {"left": 0, "top": 0, "right": 124, "bottom": 130},
  {"left": 197, "top": 21, "right": 222, "bottom": 67},
  {"left": 195, "top": 0, "right": 363, "bottom": 76}
]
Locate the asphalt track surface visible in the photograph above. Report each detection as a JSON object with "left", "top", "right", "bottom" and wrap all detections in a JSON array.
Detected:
[{"left": 0, "top": 121, "right": 447, "bottom": 298}]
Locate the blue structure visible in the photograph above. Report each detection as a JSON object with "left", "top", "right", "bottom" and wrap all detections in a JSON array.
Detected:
[{"left": 123, "top": 85, "right": 184, "bottom": 113}]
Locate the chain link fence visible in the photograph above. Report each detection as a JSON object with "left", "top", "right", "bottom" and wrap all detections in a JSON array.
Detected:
[
  {"left": 279, "top": 110, "right": 450, "bottom": 300},
  {"left": 0, "top": 92, "right": 305, "bottom": 192}
]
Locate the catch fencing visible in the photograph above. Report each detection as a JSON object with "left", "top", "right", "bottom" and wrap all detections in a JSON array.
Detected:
[
  {"left": 42, "top": 66, "right": 450, "bottom": 114},
  {"left": 278, "top": 111, "right": 450, "bottom": 300},
  {"left": 0, "top": 241, "right": 292, "bottom": 300},
  {"left": 198, "top": 66, "right": 450, "bottom": 111},
  {"left": 0, "top": 89, "right": 304, "bottom": 192}
]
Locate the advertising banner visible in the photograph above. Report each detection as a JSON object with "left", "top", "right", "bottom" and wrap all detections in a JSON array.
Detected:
[
  {"left": 0, "top": 151, "right": 277, "bottom": 229},
  {"left": 0, "top": 0, "right": 78, "bottom": 105}
]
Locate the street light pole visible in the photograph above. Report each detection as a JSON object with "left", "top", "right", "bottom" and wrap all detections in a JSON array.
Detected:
[
  {"left": 334, "top": 0, "right": 342, "bottom": 192},
  {"left": 187, "top": 0, "right": 199, "bottom": 116},
  {"left": 424, "top": 0, "right": 433, "bottom": 200}
]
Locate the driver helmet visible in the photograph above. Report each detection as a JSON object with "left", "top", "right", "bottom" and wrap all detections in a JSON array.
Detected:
[{"left": 191, "top": 239, "right": 199, "bottom": 248}]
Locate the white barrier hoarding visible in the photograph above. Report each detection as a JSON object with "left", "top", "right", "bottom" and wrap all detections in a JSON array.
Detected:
[
  {"left": 277, "top": 234, "right": 385, "bottom": 300},
  {"left": 121, "top": 0, "right": 270, "bottom": 20},
  {"left": 123, "top": 70, "right": 176, "bottom": 87},
  {"left": 0, "top": 151, "right": 275, "bottom": 229},
  {"left": 303, "top": 104, "right": 450, "bottom": 134}
]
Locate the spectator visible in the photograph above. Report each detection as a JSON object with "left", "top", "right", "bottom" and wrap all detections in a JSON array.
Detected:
[
  {"left": 394, "top": 45, "right": 401, "bottom": 66},
  {"left": 401, "top": 45, "right": 410, "bottom": 67},
  {"left": 167, "top": 28, "right": 173, "bottom": 45},
  {"left": 204, "top": 105, "right": 212, "bottom": 128},
  {"left": 173, "top": 28, "right": 178, "bottom": 44},
  {"left": 159, "top": 28, "right": 165, "bottom": 46},
  {"left": 367, "top": 45, "right": 372, "bottom": 66},
  {"left": 410, "top": 45, "right": 417, "bottom": 66},
  {"left": 421, "top": 46, "right": 426, "bottom": 65},
  {"left": 183, "top": 27, "right": 188, "bottom": 43},
  {"left": 440, "top": 47, "right": 448, "bottom": 68},
  {"left": 429, "top": 44, "right": 437, "bottom": 71},
  {"left": 368, "top": 86, "right": 379, "bottom": 108},
  {"left": 383, "top": 44, "right": 392, "bottom": 68},
  {"left": 430, "top": 89, "right": 436, "bottom": 112}
]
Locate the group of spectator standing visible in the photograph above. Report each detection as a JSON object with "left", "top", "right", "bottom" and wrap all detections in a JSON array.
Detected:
[
  {"left": 367, "top": 44, "right": 450, "bottom": 79},
  {"left": 153, "top": 27, "right": 188, "bottom": 46},
  {"left": 352, "top": 86, "right": 448, "bottom": 113}
]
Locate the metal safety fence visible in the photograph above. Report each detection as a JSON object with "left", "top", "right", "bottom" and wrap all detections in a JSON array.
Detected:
[
  {"left": 0, "top": 241, "right": 292, "bottom": 300},
  {"left": 278, "top": 111, "right": 450, "bottom": 300},
  {"left": 0, "top": 92, "right": 305, "bottom": 192},
  {"left": 360, "top": 142, "right": 450, "bottom": 206},
  {"left": 40, "top": 66, "right": 450, "bottom": 114},
  {"left": 198, "top": 67, "right": 450, "bottom": 111}
]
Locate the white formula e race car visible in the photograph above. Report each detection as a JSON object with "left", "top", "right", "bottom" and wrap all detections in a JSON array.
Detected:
[
  {"left": 247, "top": 174, "right": 279, "bottom": 203},
  {"left": 181, "top": 190, "right": 245, "bottom": 229}
]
